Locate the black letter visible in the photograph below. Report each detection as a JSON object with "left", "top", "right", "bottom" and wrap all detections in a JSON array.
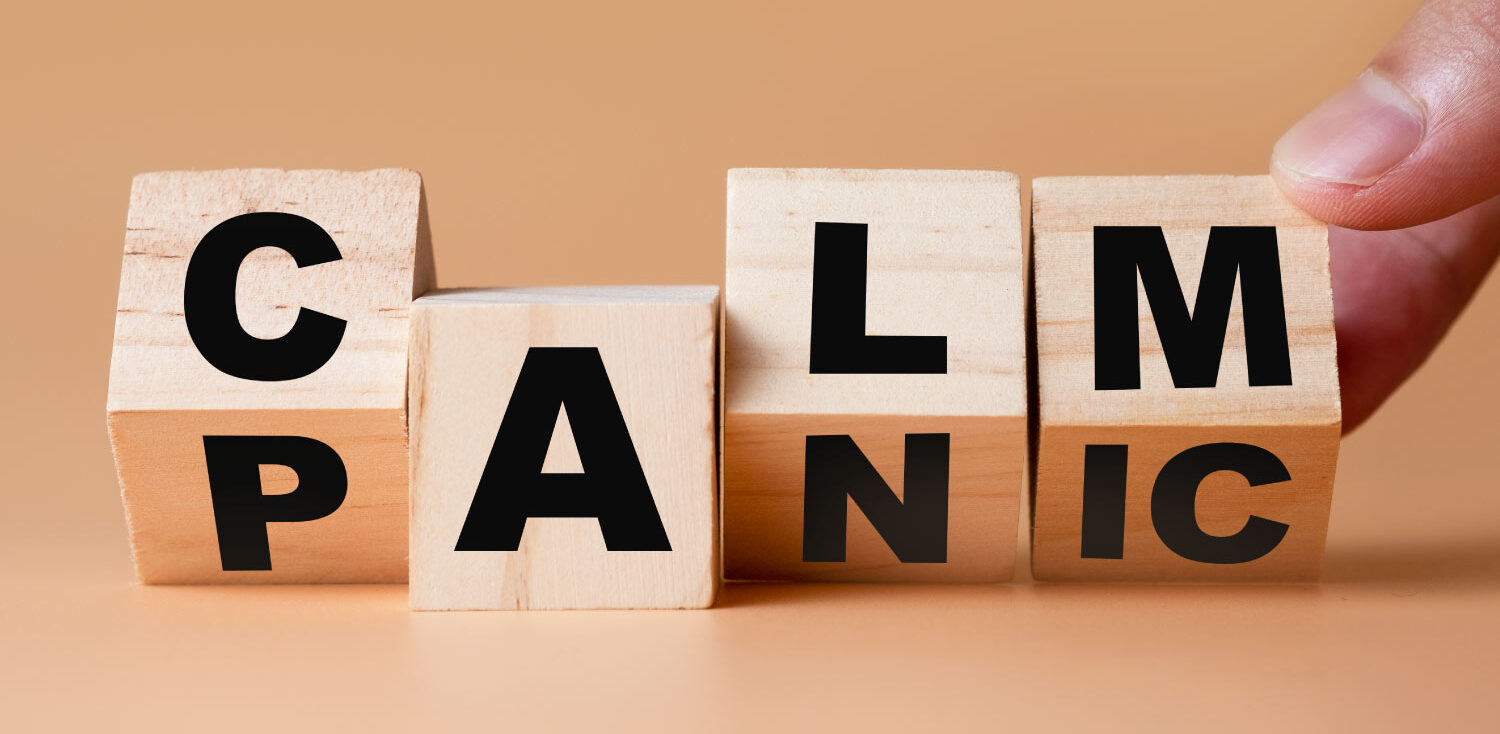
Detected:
[
  {"left": 1150, "top": 442, "right": 1291, "bottom": 564},
  {"left": 184, "top": 212, "right": 347, "bottom": 381},
  {"left": 202, "top": 435, "right": 349, "bottom": 571},
  {"left": 1080, "top": 444, "right": 1129, "bottom": 559},
  {"left": 802, "top": 433, "right": 949, "bottom": 563},
  {"left": 1093, "top": 226, "right": 1292, "bottom": 390},
  {"left": 455, "top": 347, "right": 670, "bottom": 551},
  {"left": 809, "top": 222, "right": 946, "bottom": 374}
]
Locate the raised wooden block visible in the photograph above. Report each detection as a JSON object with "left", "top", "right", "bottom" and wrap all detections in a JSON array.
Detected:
[
  {"left": 1031, "top": 175, "right": 1341, "bottom": 582},
  {"left": 408, "top": 287, "right": 720, "bottom": 610},
  {"left": 107, "top": 169, "right": 433, "bottom": 583},
  {"left": 723, "top": 168, "right": 1026, "bottom": 582}
]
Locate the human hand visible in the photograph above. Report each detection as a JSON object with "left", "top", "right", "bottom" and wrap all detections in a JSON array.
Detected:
[{"left": 1271, "top": 0, "right": 1500, "bottom": 432}]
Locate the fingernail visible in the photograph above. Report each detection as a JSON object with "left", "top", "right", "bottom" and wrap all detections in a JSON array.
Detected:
[{"left": 1273, "top": 69, "right": 1426, "bottom": 186}]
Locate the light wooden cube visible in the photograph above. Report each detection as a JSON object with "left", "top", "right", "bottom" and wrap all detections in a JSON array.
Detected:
[
  {"left": 1031, "top": 176, "right": 1341, "bottom": 582},
  {"left": 107, "top": 169, "right": 433, "bottom": 583},
  {"left": 723, "top": 169, "right": 1026, "bottom": 582},
  {"left": 408, "top": 287, "right": 720, "bottom": 610}
]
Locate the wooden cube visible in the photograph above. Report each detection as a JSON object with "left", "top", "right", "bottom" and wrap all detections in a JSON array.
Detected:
[
  {"left": 408, "top": 287, "right": 720, "bottom": 610},
  {"left": 723, "top": 169, "right": 1026, "bottom": 582},
  {"left": 1031, "top": 175, "right": 1341, "bottom": 582},
  {"left": 107, "top": 169, "right": 433, "bottom": 583}
]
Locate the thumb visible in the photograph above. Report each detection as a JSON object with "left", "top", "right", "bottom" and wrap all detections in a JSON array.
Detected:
[{"left": 1271, "top": 0, "right": 1500, "bottom": 230}]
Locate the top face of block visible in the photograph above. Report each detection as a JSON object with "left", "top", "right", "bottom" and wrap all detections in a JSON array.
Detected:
[
  {"left": 108, "top": 169, "right": 431, "bottom": 412},
  {"left": 414, "top": 285, "right": 721, "bottom": 307},
  {"left": 725, "top": 168, "right": 1025, "bottom": 418},
  {"left": 1032, "top": 175, "right": 1340, "bottom": 427}
]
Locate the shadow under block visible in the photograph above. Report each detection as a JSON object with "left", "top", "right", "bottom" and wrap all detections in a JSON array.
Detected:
[
  {"left": 1030, "top": 176, "right": 1341, "bottom": 582},
  {"left": 723, "top": 169, "right": 1026, "bottom": 582},
  {"left": 107, "top": 169, "right": 434, "bottom": 584},
  {"left": 408, "top": 287, "right": 720, "bottom": 610}
]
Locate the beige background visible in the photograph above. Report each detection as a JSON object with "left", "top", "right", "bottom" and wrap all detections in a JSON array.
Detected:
[{"left": 3, "top": 0, "right": 1497, "bottom": 730}]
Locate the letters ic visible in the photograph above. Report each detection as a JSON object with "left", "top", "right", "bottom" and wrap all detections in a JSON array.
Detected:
[
  {"left": 407, "top": 287, "right": 719, "bottom": 610},
  {"left": 107, "top": 169, "right": 434, "bottom": 583},
  {"left": 722, "top": 168, "right": 1027, "bottom": 582},
  {"left": 1030, "top": 175, "right": 1341, "bottom": 581}
]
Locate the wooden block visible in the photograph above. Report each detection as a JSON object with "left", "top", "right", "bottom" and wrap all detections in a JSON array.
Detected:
[
  {"left": 1031, "top": 175, "right": 1341, "bottom": 582},
  {"left": 723, "top": 168, "right": 1026, "bottom": 582},
  {"left": 408, "top": 287, "right": 720, "bottom": 610},
  {"left": 107, "top": 169, "right": 433, "bottom": 583}
]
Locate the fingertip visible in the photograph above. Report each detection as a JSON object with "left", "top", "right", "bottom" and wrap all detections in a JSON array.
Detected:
[
  {"left": 1271, "top": 157, "right": 1457, "bottom": 231},
  {"left": 1268, "top": 157, "right": 1332, "bottom": 217},
  {"left": 1269, "top": 160, "right": 1385, "bottom": 230}
]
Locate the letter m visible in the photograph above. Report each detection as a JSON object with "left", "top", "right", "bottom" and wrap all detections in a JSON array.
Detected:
[{"left": 1093, "top": 226, "right": 1293, "bottom": 390}]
